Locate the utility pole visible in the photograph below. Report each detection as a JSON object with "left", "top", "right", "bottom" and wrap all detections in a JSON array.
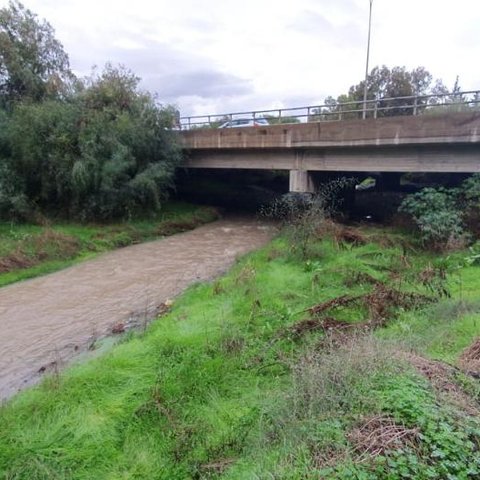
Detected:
[{"left": 362, "top": 0, "right": 373, "bottom": 120}]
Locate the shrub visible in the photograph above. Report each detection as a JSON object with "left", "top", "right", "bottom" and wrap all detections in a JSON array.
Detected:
[
  {"left": 261, "top": 177, "right": 354, "bottom": 259},
  {"left": 2, "top": 65, "right": 181, "bottom": 221},
  {"left": 460, "top": 174, "right": 480, "bottom": 237},
  {"left": 462, "top": 173, "right": 480, "bottom": 206},
  {"left": 399, "top": 187, "right": 465, "bottom": 250}
]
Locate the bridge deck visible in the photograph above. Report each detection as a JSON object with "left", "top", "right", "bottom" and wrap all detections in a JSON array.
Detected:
[{"left": 180, "top": 113, "right": 480, "bottom": 174}]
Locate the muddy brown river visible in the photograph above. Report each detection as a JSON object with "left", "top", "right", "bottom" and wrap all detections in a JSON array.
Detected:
[{"left": 0, "top": 217, "right": 276, "bottom": 401}]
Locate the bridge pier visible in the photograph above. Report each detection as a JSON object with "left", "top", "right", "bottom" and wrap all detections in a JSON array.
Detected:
[
  {"left": 377, "top": 172, "right": 402, "bottom": 191},
  {"left": 289, "top": 170, "right": 315, "bottom": 193}
]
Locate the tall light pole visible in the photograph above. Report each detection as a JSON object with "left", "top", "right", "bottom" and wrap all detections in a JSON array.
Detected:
[{"left": 362, "top": 0, "right": 373, "bottom": 119}]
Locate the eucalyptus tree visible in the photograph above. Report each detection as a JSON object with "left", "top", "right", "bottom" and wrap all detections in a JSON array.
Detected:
[{"left": 0, "top": 0, "right": 74, "bottom": 107}]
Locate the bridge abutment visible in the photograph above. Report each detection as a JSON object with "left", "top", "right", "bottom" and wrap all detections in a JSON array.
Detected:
[{"left": 289, "top": 170, "right": 315, "bottom": 193}]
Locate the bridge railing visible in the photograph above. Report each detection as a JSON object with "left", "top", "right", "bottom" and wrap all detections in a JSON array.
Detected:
[{"left": 179, "top": 90, "right": 480, "bottom": 130}]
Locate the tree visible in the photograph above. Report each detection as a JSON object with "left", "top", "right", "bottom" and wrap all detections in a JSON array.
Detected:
[
  {"left": 0, "top": 0, "right": 73, "bottom": 107},
  {"left": 4, "top": 64, "right": 181, "bottom": 220},
  {"left": 0, "top": 4, "right": 181, "bottom": 222},
  {"left": 314, "top": 66, "right": 441, "bottom": 119},
  {"left": 347, "top": 65, "right": 434, "bottom": 117}
]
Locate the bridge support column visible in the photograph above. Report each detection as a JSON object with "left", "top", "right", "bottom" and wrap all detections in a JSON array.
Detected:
[
  {"left": 289, "top": 170, "right": 315, "bottom": 193},
  {"left": 377, "top": 172, "right": 402, "bottom": 192}
]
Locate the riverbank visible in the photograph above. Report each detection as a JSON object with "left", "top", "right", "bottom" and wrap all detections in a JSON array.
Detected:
[
  {"left": 0, "top": 202, "right": 219, "bottom": 287},
  {"left": 1, "top": 224, "right": 480, "bottom": 478}
]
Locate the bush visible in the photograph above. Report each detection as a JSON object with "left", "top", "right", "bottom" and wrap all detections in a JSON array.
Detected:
[
  {"left": 2, "top": 65, "right": 181, "bottom": 221},
  {"left": 462, "top": 173, "right": 480, "bottom": 206},
  {"left": 399, "top": 187, "right": 466, "bottom": 250},
  {"left": 0, "top": 161, "right": 30, "bottom": 220},
  {"left": 262, "top": 178, "right": 354, "bottom": 259}
]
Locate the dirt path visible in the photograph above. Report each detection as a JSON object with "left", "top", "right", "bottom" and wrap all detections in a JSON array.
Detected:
[{"left": 0, "top": 217, "right": 276, "bottom": 401}]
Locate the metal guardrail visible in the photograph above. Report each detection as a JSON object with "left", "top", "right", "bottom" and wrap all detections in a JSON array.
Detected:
[{"left": 179, "top": 90, "right": 480, "bottom": 130}]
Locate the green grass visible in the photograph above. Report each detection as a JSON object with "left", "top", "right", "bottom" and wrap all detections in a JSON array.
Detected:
[
  {"left": 1, "top": 227, "right": 480, "bottom": 479},
  {"left": 0, "top": 202, "right": 219, "bottom": 287}
]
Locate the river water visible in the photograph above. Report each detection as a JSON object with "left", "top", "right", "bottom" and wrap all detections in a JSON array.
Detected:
[{"left": 0, "top": 217, "right": 276, "bottom": 401}]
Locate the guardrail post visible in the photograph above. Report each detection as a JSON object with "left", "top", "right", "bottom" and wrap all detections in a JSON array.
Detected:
[
  {"left": 413, "top": 96, "right": 418, "bottom": 116},
  {"left": 374, "top": 101, "right": 378, "bottom": 119},
  {"left": 278, "top": 109, "right": 282, "bottom": 123}
]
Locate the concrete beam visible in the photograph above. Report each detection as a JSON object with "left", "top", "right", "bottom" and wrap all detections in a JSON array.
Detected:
[{"left": 184, "top": 144, "right": 480, "bottom": 173}]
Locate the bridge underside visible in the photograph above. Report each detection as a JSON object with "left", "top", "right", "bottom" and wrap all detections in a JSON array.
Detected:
[
  {"left": 185, "top": 145, "right": 480, "bottom": 193},
  {"left": 185, "top": 145, "right": 480, "bottom": 173}
]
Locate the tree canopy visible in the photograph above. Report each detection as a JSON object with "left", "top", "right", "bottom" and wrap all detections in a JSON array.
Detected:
[
  {"left": 0, "top": 3, "right": 181, "bottom": 222},
  {"left": 314, "top": 65, "right": 454, "bottom": 120},
  {"left": 0, "top": 1, "right": 73, "bottom": 107}
]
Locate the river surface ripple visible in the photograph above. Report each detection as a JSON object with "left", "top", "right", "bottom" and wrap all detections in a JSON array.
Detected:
[{"left": 0, "top": 217, "right": 277, "bottom": 401}]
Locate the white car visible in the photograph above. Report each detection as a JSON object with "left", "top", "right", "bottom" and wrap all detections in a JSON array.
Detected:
[{"left": 218, "top": 118, "right": 269, "bottom": 128}]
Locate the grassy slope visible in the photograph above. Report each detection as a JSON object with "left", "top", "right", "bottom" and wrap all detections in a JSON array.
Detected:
[
  {"left": 0, "top": 202, "right": 219, "bottom": 287},
  {"left": 0, "top": 228, "right": 480, "bottom": 479}
]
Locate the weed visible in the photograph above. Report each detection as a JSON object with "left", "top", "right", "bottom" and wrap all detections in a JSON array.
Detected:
[
  {"left": 288, "top": 335, "right": 399, "bottom": 419},
  {"left": 261, "top": 177, "right": 355, "bottom": 259},
  {"left": 459, "top": 337, "right": 480, "bottom": 374},
  {"left": 347, "top": 415, "right": 420, "bottom": 461},
  {"left": 0, "top": 230, "right": 79, "bottom": 274},
  {"left": 307, "top": 283, "right": 432, "bottom": 327}
]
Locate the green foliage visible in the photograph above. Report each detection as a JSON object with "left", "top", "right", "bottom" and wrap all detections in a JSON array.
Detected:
[
  {"left": 265, "top": 193, "right": 328, "bottom": 259},
  {"left": 313, "top": 65, "right": 453, "bottom": 120},
  {"left": 351, "top": 65, "right": 434, "bottom": 115},
  {"left": 399, "top": 187, "right": 465, "bottom": 250},
  {"left": 462, "top": 173, "right": 480, "bottom": 207},
  {"left": 399, "top": 176, "right": 480, "bottom": 251},
  {"left": 0, "top": 1, "right": 73, "bottom": 106},
  {"left": 378, "top": 376, "right": 480, "bottom": 479},
  {"left": 262, "top": 178, "right": 354, "bottom": 259},
  {"left": 0, "top": 160, "right": 29, "bottom": 220},
  {"left": 289, "top": 336, "right": 399, "bottom": 419},
  {"left": 2, "top": 65, "right": 181, "bottom": 220},
  {"left": 0, "top": 3, "right": 181, "bottom": 222}
]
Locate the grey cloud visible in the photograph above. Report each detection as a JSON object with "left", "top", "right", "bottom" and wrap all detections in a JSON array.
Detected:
[
  {"left": 282, "top": 92, "right": 331, "bottom": 107},
  {"left": 68, "top": 36, "right": 252, "bottom": 101},
  {"left": 148, "top": 71, "right": 252, "bottom": 99},
  {"left": 289, "top": 10, "right": 364, "bottom": 47},
  {"left": 72, "top": 39, "right": 200, "bottom": 76}
]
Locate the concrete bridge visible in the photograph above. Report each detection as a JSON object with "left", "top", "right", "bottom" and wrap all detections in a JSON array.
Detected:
[{"left": 180, "top": 112, "right": 480, "bottom": 192}]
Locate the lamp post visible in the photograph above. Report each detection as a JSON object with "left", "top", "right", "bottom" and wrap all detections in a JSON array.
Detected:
[{"left": 362, "top": 0, "right": 373, "bottom": 119}]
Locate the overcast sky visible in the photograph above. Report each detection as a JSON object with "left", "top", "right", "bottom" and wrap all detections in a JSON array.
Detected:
[{"left": 8, "top": 0, "right": 480, "bottom": 116}]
